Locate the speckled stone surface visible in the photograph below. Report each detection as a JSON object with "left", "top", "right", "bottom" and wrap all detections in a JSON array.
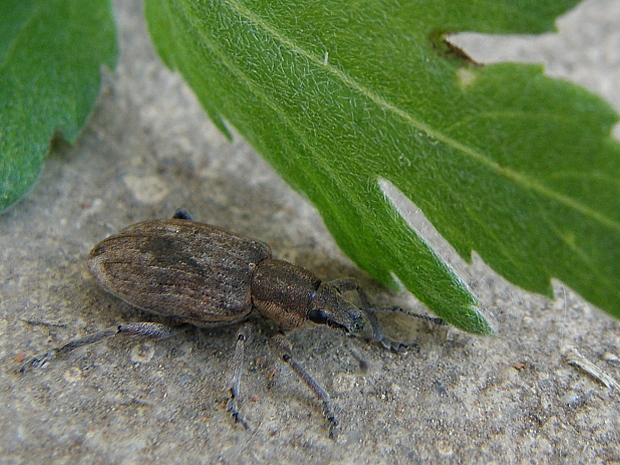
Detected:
[{"left": 1, "top": 1, "right": 619, "bottom": 463}]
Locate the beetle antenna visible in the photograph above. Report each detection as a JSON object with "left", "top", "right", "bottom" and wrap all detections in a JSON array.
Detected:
[{"left": 360, "top": 307, "right": 446, "bottom": 326}]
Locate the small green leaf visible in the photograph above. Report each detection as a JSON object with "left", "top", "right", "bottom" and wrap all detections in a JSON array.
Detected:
[
  {"left": 0, "top": 0, "right": 118, "bottom": 212},
  {"left": 145, "top": 0, "right": 620, "bottom": 335}
]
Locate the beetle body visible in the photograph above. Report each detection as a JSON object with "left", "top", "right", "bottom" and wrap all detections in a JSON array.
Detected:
[{"left": 88, "top": 218, "right": 364, "bottom": 334}]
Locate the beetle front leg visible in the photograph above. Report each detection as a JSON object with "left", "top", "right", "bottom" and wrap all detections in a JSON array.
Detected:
[
  {"left": 226, "top": 324, "right": 252, "bottom": 430},
  {"left": 270, "top": 333, "right": 338, "bottom": 439},
  {"left": 327, "top": 278, "right": 372, "bottom": 306},
  {"left": 326, "top": 277, "right": 445, "bottom": 351}
]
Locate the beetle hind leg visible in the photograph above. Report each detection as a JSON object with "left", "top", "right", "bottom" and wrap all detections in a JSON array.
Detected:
[{"left": 20, "top": 322, "right": 174, "bottom": 373}]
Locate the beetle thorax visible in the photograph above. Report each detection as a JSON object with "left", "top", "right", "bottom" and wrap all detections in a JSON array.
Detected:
[{"left": 251, "top": 258, "right": 321, "bottom": 331}]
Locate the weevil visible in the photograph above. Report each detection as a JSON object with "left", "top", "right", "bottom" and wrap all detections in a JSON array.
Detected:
[{"left": 21, "top": 210, "right": 444, "bottom": 437}]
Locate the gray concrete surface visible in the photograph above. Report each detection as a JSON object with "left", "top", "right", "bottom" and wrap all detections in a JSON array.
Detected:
[{"left": 1, "top": 0, "right": 619, "bottom": 463}]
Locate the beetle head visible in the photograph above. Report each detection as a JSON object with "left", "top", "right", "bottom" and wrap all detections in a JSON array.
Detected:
[{"left": 307, "top": 283, "right": 364, "bottom": 334}]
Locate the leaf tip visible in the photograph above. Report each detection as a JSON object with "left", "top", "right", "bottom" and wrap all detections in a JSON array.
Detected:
[{"left": 452, "top": 304, "right": 497, "bottom": 336}]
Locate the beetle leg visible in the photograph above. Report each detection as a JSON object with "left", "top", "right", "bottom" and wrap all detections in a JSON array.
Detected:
[
  {"left": 326, "top": 277, "right": 372, "bottom": 306},
  {"left": 361, "top": 307, "right": 447, "bottom": 351},
  {"left": 325, "top": 277, "right": 445, "bottom": 351},
  {"left": 226, "top": 324, "right": 252, "bottom": 430},
  {"left": 270, "top": 333, "right": 338, "bottom": 439},
  {"left": 20, "top": 322, "right": 173, "bottom": 373}
]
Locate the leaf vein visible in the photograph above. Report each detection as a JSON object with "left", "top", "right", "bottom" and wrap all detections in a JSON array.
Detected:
[{"left": 223, "top": 0, "right": 620, "bottom": 232}]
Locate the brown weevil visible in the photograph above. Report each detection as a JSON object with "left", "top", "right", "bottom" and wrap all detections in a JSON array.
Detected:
[{"left": 21, "top": 210, "right": 444, "bottom": 438}]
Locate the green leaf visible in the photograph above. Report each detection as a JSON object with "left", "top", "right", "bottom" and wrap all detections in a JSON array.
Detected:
[
  {"left": 145, "top": 0, "right": 620, "bottom": 335},
  {"left": 0, "top": 0, "right": 118, "bottom": 212}
]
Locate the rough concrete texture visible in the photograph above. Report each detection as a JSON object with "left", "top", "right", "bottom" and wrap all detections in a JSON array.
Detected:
[{"left": 2, "top": 0, "right": 619, "bottom": 463}]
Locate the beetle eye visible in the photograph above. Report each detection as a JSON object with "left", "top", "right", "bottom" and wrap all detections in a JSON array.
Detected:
[{"left": 308, "top": 309, "right": 328, "bottom": 325}]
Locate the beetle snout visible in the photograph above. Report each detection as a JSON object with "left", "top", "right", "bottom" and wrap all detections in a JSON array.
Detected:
[
  {"left": 335, "top": 306, "right": 365, "bottom": 335},
  {"left": 348, "top": 312, "right": 365, "bottom": 334}
]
